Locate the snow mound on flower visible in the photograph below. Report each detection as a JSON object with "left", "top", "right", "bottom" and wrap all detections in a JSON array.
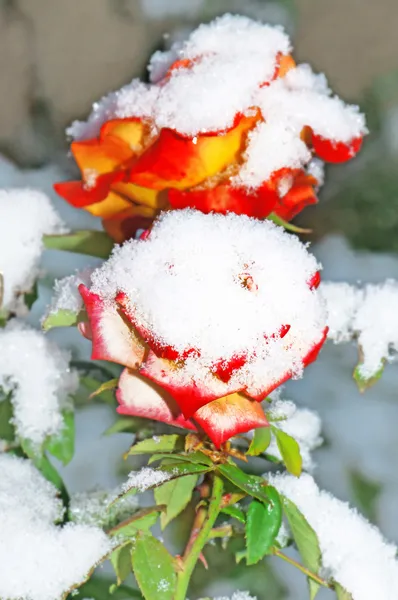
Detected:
[
  {"left": 267, "top": 394, "right": 322, "bottom": 470},
  {"left": 90, "top": 209, "right": 326, "bottom": 394},
  {"left": 0, "top": 188, "right": 66, "bottom": 314},
  {"left": 0, "top": 321, "right": 78, "bottom": 444},
  {"left": 270, "top": 472, "right": 398, "bottom": 600},
  {"left": 320, "top": 280, "right": 398, "bottom": 377},
  {"left": 0, "top": 454, "right": 111, "bottom": 600},
  {"left": 69, "top": 15, "right": 365, "bottom": 190}
]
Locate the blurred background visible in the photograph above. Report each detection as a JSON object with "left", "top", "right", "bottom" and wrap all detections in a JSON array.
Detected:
[{"left": 2, "top": 1, "right": 398, "bottom": 599}]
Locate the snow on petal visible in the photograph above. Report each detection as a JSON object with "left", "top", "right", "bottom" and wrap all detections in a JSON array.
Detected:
[
  {"left": 0, "top": 454, "right": 111, "bottom": 600},
  {"left": 0, "top": 188, "right": 66, "bottom": 314},
  {"left": 0, "top": 321, "right": 78, "bottom": 445},
  {"left": 270, "top": 472, "right": 398, "bottom": 600}
]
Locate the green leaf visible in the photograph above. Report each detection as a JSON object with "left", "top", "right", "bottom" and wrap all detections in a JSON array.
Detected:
[
  {"left": 21, "top": 439, "right": 68, "bottom": 504},
  {"left": 217, "top": 463, "right": 270, "bottom": 503},
  {"left": 110, "top": 544, "right": 132, "bottom": 586},
  {"left": 42, "top": 308, "right": 80, "bottom": 331},
  {"left": 353, "top": 362, "right": 384, "bottom": 392},
  {"left": 282, "top": 496, "right": 322, "bottom": 597},
  {"left": 272, "top": 427, "right": 302, "bottom": 476},
  {"left": 131, "top": 532, "right": 177, "bottom": 600},
  {"left": 246, "top": 488, "right": 282, "bottom": 565},
  {"left": 46, "top": 410, "right": 75, "bottom": 465},
  {"left": 0, "top": 393, "right": 16, "bottom": 442},
  {"left": 335, "top": 582, "right": 353, "bottom": 600},
  {"left": 247, "top": 427, "right": 272, "bottom": 456},
  {"left": 349, "top": 469, "right": 382, "bottom": 523},
  {"left": 221, "top": 504, "right": 246, "bottom": 524},
  {"left": 90, "top": 378, "right": 118, "bottom": 399},
  {"left": 267, "top": 213, "right": 312, "bottom": 234},
  {"left": 155, "top": 474, "right": 198, "bottom": 529},
  {"left": 104, "top": 417, "right": 145, "bottom": 436},
  {"left": 69, "top": 575, "right": 142, "bottom": 599},
  {"left": 126, "top": 434, "right": 184, "bottom": 457},
  {"left": 160, "top": 461, "right": 212, "bottom": 479},
  {"left": 24, "top": 281, "right": 38, "bottom": 310},
  {"left": 108, "top": 506, "right": 164, "bottom": 538},
  {"left": 148, "top": 450, "right": 212, "bottom": 466},
  {"left": 43, "top": 230, "right": 114, "bottom": 258}
]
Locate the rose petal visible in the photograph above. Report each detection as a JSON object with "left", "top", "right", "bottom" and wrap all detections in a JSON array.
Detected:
[
  {"left": 140, "top": 351, "right": 243, "bottom": 418},
  {"left": 117, "top": 369, "right": 196, "bottom": 430},
  {"left": 193, "top": 392, "right": 269, "bottom": 448},
  {"left": 103, "top": 212, "right": 155, "bottom": 243},
  {"left": 53, "top": 172, "right": 124, "bottom": 208},
  {"left": 79, "top": 285, "right": 146, "bottom": 369},
  {"left": 129, "top": 113, "right": 257, "bottom": 191},
  {"left": 71, "top": 136, "right": 133, "bottom": 177},
  {"left": 168, "top": 182, "right": 277, "bottom": 218},
  {"left": 312, "top": 134, "right": 363, "bottom": 163},
  {"left": 100, "top": 118, "right": 146, "bottom": 151}
]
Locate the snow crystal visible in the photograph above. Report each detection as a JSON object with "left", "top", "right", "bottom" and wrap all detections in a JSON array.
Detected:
[
  {"left": 270, "top": 472, "right": 398, "bottom": 600},
  {"left": 0, "top": 188, "right": 66, "bottom": 314},
  {"left": 0, "top": 321, "right": 78, "bottom": 444},
  {"left": 267, "top": 398, "right": 322, "bottom": 470},
  {"left": 69, "top": 488, "right": 139, "bottom": 527},
  {"left": 90, "top": 210, "right": 326, "bottom": 393},
  {"left": 45, "top": 269, "right": 93, "bottom": 317},
  {"left": 123, "top": 467, "right": 173, "bottom": 493},
  {"left": 214, "top": 592, "right": 257, "bottom": 600},
  {"left": 0, "top": 454, "right": 111, "bottom": 600},
  {"left": 321, "top": 280, "right": 398, "bottom": 377}
]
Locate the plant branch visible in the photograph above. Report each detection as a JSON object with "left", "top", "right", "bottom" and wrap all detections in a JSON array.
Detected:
[
  {"left": 174, "top": 474, "right": 224, "bottom": 600},
  {"left": 272, "top": 548, "right": 332, "bottom": 589}
]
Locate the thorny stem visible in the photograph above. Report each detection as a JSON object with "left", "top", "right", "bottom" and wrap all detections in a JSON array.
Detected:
[
  {"left": 174, "top": 474, "right": 224, "bottom": 600},
  {"left": 272, "top": 548, "right": 333, "bottom": 589}
]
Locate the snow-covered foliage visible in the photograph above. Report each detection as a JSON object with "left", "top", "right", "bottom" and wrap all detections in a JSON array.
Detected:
[
  {"left": 0, "top": 188, "right": 66, "bottom": 314},
  {"left": 0, "top": 454, "right": 111, "bottom": 600},
  {"left": 0, "top": 321, "right": 78, "bottom": 444}
]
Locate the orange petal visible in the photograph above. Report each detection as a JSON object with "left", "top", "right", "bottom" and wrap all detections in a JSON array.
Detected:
[
  {"left": 275, "top": 54, "right": 296, "bottom": 79},
  {"left": 79, "top": 285, "right": 146, "bottom": 369},
  {"left": 168, "top": 182, "right": 277, "bottom": 218},
  {"left": 72, "top": 136, "right": 133, "bottom": 178},
  {"left": 111, "top": 181, "right": 168, "bottom": 210},
  {"left": 312, "top": 134, "right": 363, "bottom": 163},
  {"left": 140, "top": 351, "right": 243, "bottom": 418},
  {"left": 85, "top": 190, "right": 133, "bottom": 218},
  {"left": 100, "top": 117, "right": 146, "bottom": 152},
  {"left": 193, "top": 392, "right": 269, "bottom": 448},
  {"left": 117, "top": 369, "right": 196, "bottom": 430},
  {"left": 129, "top": 113, "right": 258, "bottom": 191}
]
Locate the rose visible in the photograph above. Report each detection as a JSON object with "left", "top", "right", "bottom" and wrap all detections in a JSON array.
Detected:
[
  {"left": 54, "top": 20, "right": 364, "bottom": 243},
  {"left": 78, "top": 210, "right": 327, "bottom": 446}
]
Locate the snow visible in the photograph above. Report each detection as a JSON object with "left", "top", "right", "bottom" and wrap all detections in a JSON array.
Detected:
[
  {"left": 69, "top": 488, "right": 139, "bottom": 527},
  {"left": 0, "top": 321, "right": 78, "bottom": 444},
  {"left": 214, "top": 593, "right": 257, "bottom": 600},
  {"left": 267, "top": 395, "right": 322, "bottom": 470},
  {"left": 90, "top": 209, "right": 326, "bottom": 394},
  {"left": 320, "top": 279, "right": 398, "bottom": 377},
  {"left": 44, "top": 269, "right": 93, "bottom": 317},
  {"left": 122, "top": 466, "right": 173, "bottom": 492},
  {"left": 0, "top": 188, "right": 66, "bottom": 314},
  {"left": 0, "top": 454, "right": 111, "bottom": 600},
  {"left": 270, "top": 472, "right": 398, "bottom": 600}
]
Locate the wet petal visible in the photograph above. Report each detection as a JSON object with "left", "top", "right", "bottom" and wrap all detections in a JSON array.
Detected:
[
  {"left": 117, "top": 369, "right": 196, "bottom": 430},
  {"left": 193, "top": 392, "right": 269, "bottom": 448},
  {"left": 79, "top": 285, "right": 146, "bottom": 369},
  {"left": 312, "top": 134, "right": 363, "bottom": 163}
]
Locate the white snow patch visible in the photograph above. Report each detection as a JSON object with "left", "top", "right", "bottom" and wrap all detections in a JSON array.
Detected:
[
  {"left": 214, "top": 592, "right": 257, "bottom": 600},
  {"left": 0, "top": 321, "right": 78, "bottom": 444},
  {"left": 0, "top": 188, "right": 66, "bottom": 314},
  {"left": 45, "top": 269, "right": 93, "bottom": 317},
  {"left": 123, "top": 466, "right": 173, "bottom": 493},
  {"left": 0, "top": 454, "right": 111, "bottom": 600},
  {"left": 270, "top": 472, "right": 398, "bottom": 600}
]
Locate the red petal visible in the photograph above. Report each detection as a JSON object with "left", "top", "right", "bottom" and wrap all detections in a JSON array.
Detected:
[
  {"left": 312, "top": 134, "right": 363, "bottom": 163},
  {"left": 168, "top": 183, "right": 277, "bottom": 218},
  {"left": 117, "top": 369, "right": 196, "bottom": 430},
  {"left": 79, "top": 285, "right": 146, "bottom": 369},
  {"left": 303, "top": 326, "right": 328, "bottom": 366},
  {"left": 274, "top": 180, "right": 318, "bottom": 221},
  {"left": 193, "top": 392, "right": 269, "bottom": 448},
  {"left": 140, "top": 351, "right": 243, "bottom": 418},
  {"left": 54, "top": 171, "right": 124, "bottom": 208},
  {"left": 211, "top": 353, "right": 248, "bottom": 383},
  {"left": 308, "top": 272, "right": 321, "bottom": 290}
]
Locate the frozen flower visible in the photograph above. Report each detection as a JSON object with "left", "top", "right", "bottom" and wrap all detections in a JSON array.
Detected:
[
  {"left": 78, "top": 210, "right": 327, "bottom": 446},
  {"left": 55, "top": 16, "right": 365, "bottom": 242}
]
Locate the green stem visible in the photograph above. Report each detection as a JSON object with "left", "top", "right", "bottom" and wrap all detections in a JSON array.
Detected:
[
  {"left": 174, "top": 474, "right": 224, "bottom": 600},
  {"left": 273, "top": 548, "right": 332, "bottom": 589}
]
